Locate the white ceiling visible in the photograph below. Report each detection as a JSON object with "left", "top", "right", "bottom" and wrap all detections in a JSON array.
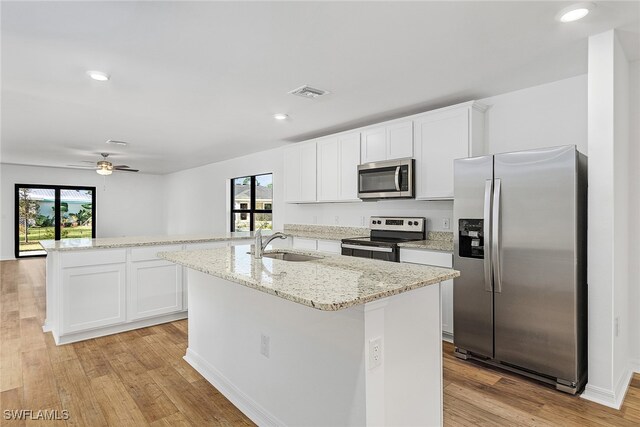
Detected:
[{"left": 1, "top": 1, "right": 639, "bottom": 174}]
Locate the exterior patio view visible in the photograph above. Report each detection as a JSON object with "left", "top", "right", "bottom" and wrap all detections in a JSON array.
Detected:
[{"left": 17, "top": 187, "right": 94, "bottom": 256}]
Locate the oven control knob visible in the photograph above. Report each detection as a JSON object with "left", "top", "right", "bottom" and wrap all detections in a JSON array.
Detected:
[{"left": 408, "top": 221, "right": 413, "bottom": 226}]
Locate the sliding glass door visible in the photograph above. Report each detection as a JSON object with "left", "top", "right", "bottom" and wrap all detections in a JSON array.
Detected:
[{"left": 15, "top": 185, "right": 96, "bottom": 258}]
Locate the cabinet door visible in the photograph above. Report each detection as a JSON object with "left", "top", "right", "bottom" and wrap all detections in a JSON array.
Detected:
[
  {"left": 338, "top": 132, "right": 361, "bottom": 201},
  {"left": 414, "top": 108, "right": 469, "bottom": 199},
  {"left": 361, "top": 127, "right": 387, "bottom": 163},
  {"left": 299, "top": 142, "right": 317, "bottom": 202},
  {"left": 62, "top": 263, "right": 126, "bottom": 334},
  {"left": 129, "top": 259, "right": 183, "bottom": 320},
  {"left": 386, "top": 121, "right": 413, "bottom": 160},
  {"left": 284, "top": 145, "right": 302, "bottom": 202},
  {"left": 317, "top": 137, "right": 340, "bottom": 201},
  {"left": 441, "top": 279, "right": 454, "bottom": 340}
]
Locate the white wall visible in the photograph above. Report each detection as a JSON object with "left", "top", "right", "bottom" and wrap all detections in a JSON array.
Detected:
[
  {"left": 165, "top": 148, "right": 284, "bottom": 235},
  {"left": 0, "top": 164, "right": 166, "bottom": 260},
  {"left": 629, "top": 60, "right": 640, "bottom": 370},
  {"left": 481, "top": 75, "right": 588, "bottom": 155},
  {"left": 582, "top": 29, "right": 632, "bottom": 409}
]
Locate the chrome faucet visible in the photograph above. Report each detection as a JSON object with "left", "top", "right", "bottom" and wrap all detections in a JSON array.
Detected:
[{"left": 254, "top": 229, "right": 289, "bottom": 259}]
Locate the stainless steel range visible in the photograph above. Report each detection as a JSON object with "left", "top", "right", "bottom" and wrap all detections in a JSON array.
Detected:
[{"left": 341, "top": 216, "right": 426, "bottom": 262}]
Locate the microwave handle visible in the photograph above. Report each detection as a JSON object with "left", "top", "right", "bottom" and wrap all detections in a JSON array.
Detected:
[{"left": 394, "top": 166, "right": 401, "bottom": 191}]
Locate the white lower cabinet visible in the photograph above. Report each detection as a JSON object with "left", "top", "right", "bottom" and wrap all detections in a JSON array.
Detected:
[
  {"left": 400, "top": 248, "right": 454, "bottom": 341},
  {"left": 317, "top": 240, "right": 341, "bottom": 254},
  {"left": 61, "top": 250, "right": 127, "bottom": 334},
  {"left": 129, "top": 259, "right": 183, "bottom": 321}
]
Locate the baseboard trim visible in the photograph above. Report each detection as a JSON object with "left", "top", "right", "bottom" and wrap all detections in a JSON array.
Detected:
[
  {"left": 630, "top": 358, "right": 640, "bottom": 374},
  {"left": 184, "top": 348, "right": 285, "bottom": 427},
  {"left": 442, "top": 332, "right": 453, "bottom": 343},
  {"left": 52, "top": 311, "right": 188, "bottom": 345},
  {"left": 581, "top": 367, "right": 634, "bottom": 409}
]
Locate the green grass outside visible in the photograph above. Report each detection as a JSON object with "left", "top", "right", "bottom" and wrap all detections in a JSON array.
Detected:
[{"left": 19, "top": 226, "right": 93, "bottom": 252}]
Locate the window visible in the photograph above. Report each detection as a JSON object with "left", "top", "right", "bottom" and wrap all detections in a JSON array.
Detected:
[
  {"left": 15, "top": 184, "right": 96, "bottom": 258},
  {"left": 231, "top": 173, "right": 273, "bottom": 231}
]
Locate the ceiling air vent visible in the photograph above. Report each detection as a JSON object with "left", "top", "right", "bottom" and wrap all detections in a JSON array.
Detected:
[{"left": 288, "top": 85, "right": 329, "bottom": 99}]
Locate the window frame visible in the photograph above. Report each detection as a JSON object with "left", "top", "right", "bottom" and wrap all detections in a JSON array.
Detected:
[
  {"left": 14, "top": 184, "right": 97, "bottom": 258},
  {"left": 230, "top": 174, "right": 273, "bottom": 232}
]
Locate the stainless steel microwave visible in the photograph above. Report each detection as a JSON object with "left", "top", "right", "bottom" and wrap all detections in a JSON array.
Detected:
[{"left": 357, "top": 158, "right": 415, "bottom": 200}]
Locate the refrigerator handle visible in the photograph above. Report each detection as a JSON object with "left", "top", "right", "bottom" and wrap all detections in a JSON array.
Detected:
[
  {"left": 483, "top": 180, "right": 493, "bottom": 292},
  {"left": 492, "top": 178, "right": 502, "bottom": 293}
]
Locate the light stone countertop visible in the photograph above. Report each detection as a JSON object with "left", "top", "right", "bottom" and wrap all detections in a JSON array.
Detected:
[
  {"left": 397, "top": 231, "right": 454, "bottom": 252},
  {"left": 158, "top": 244, "right": 459, "bottom": 311},
  {"left": 39, "top": 232, "right": 259, "bottom": 251},
  {"left": 39, "top": 223, "right": 369, "bottom": 252}
]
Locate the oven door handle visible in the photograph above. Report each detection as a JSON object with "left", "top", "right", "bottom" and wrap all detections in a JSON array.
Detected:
[{"left": 341, "top": 244, "right": 393, "bottom": 253}]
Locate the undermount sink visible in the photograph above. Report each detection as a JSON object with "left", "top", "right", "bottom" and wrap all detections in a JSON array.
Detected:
[{"left": 261, "top": 252, "right": 321, "bottom": 262}]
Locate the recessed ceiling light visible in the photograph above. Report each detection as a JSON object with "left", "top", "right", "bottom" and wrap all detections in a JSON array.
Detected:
[
  {"left": 106, "top": 139, "right": 128, "bottom": 146},
  {"left": 273, "top": 113, "right": 289, "bottom": 120},
  {"left": 557, "top": 3, "right": 595, "bottom": 23},
  {"left": 87, "top": 70, "right": 110, "bottom": 81}
]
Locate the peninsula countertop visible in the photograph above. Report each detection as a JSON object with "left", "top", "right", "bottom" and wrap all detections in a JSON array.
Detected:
[
  {"left": 158, "top": 244, "right": 459, "bottom": 311},
  {"left": 39, "top": 224, "right": 370, "bottom": 252}
]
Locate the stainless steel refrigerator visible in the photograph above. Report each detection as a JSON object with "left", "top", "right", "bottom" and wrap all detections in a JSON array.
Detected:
[{"left": 453, "top": 145, "right": 587, "bottom": 394}]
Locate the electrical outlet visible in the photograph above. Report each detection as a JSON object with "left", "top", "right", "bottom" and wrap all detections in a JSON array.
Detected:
[
  {"left": 334, "top": 215, "right": 340, "bottom": 225},
  {"left": 260, "top": 334, "right": 270, "bottom": 358},
  {"left": 442, "top": 218, "right": 451, "bottom": 230},
  {"left": 368, "top": 337, "right": 382, "bottom": 370},
  {"left": 615, "top": 317, "right": 620, "bottom": 337}
]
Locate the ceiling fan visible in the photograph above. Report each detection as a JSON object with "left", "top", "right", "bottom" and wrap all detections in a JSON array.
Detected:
[
  {"left": 95, "top": 153, "right": 139, "bottom": 175},
  {"left": 68, "top": 153, "right": 139, "bottom": 175}
]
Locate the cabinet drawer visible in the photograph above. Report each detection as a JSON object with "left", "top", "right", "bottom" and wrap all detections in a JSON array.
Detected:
[
  {"left": 61, "top": 249, "right": 126, "bottom": 268},
  {"left": 399, "top": 249, "right": 452, "bottom": 267},
  {"left": 131, "top": 245, "right": 184, "bottom": 262}
]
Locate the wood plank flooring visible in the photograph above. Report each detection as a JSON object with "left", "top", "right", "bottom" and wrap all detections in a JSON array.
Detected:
[{"left": 1, "top": 257, "right": 639, "bottom": 426}]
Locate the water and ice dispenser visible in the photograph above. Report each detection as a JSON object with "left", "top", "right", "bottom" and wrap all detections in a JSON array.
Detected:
[{"left": 458, "top": 219, "right": 485, "bottom": 259}]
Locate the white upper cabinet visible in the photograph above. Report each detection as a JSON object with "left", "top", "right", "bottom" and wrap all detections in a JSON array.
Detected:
[
  {"left": 284, "top": 141, "right": 317, "bottom": 203},
  {"left": 337, "top": 132, "right": 361, "bottom": 201},
  {"left": 414, "top": 102, "right": 486, "bottom": 200},
  {"left": 386, "top": 121, "right": 413, "bottom": 160},
  {"left": 317, "top": 132, "right": 361, "bottom": 202},
  {"left": 361, "top": 120, "right": 413, "bottom": 164},
  {"left": 361, "top": 127, "right": 387, "bottom": 163}
]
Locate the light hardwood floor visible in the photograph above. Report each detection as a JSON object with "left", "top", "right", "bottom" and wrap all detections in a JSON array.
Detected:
[{"left": 1, "top": 258, "right": 639, "bottom": 426}]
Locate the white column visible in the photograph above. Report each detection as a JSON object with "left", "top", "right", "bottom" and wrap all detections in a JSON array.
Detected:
[{"left": 582, "top": 29, "right": 632, "bottom": 409}]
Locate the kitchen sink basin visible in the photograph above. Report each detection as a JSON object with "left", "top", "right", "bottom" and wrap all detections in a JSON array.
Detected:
[{"left": 261, "top": 252, "right": 321, "bottom": 262}]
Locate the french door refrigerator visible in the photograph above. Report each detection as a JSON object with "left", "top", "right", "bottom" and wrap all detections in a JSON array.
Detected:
[{"left": 453, "top": 145, "right": 587, "bottom": 394}]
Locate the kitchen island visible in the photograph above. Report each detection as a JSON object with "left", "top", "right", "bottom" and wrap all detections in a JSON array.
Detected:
[
  {"left": 159, "top": 244, "right": 459, "bottom": 426},
  {"left": 39, "top": 225, "right": 368, "bottom": 345}
]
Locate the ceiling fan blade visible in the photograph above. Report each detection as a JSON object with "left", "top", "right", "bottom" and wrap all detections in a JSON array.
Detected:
[
  {"left": 66, "top": 164, "right": 97, "bottom": 169},
  {"left": 113, "top": 165, "right": 130, "bottom": 168},
  {"left": 115, "top": 167, "right": 139, "bottom": 172}
]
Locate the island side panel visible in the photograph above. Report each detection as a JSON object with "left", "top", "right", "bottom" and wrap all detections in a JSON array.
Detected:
[
  {"left": 185, "top": 269, "right": 367, "bottom": 427},
  {"left": 379, "top": 283, "right": 442, "bottom": 426}
]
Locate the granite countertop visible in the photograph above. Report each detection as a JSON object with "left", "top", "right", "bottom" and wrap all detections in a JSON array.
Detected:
[
  {"left": 283, "top": 224, "right": 369, "bottom": 241},
  {"left": 39, "top": 232, "right": 259, "bottom": 251},
  {"left": 158, "top": 244, "right": 459, "bottom": 311},
  {"left": 39, "top": 224, "right": 369, "bottom": 252},
  {"left": 397, "top": 231, "right": 454, "bottom": 252}
]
